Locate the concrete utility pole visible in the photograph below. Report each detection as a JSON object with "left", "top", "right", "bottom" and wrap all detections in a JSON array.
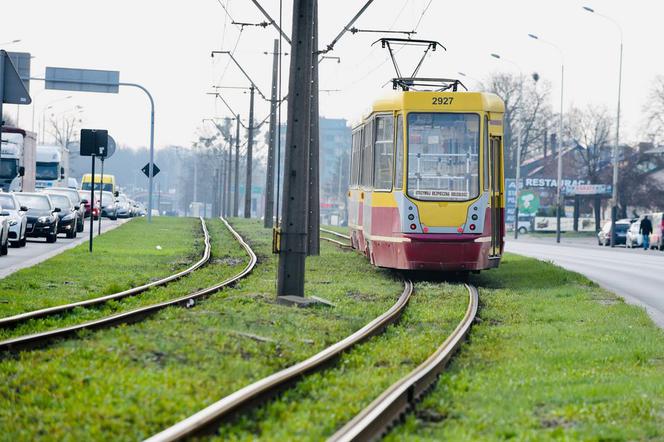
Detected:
[
  {"left": 307, "top": 0, "right": 320, "bottom": 256},
  {"left": 226, "top": 132, "right": 232, "bottom": 217},
  {"left": 244, "top": 86, "right": 255, "bottom": 219},
  {"left": 234, "top": 114, "right": 241, "bottom": 217},
  {"left": 220, "top": 149, "right": 226, "bottom": 217},
  {"left": 277, "top": 0, "right": 315, "bottom": 299},
  {"left": 264, "top": 39, "right": 280, "bottom": 228}
]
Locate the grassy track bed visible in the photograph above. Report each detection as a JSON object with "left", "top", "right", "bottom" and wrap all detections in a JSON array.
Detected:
[
  {"left": 0, "top": 220, "right": 229, "bottom": 341},
  {"left": 0, "top": 217, "right": 200, "bottom": 318},
  {"left": 214, "top": 281, "right": 469, "bottom": 441},
  {"left": 0, "top": 219, "right": 405, "bottom": 441},
  {"left": 388, "top": 253, "right": 664, "bottom": 441}
]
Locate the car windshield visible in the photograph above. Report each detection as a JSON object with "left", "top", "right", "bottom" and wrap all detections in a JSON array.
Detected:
[
  {"left": 82, "top": 182, "right": 114, "bottom": 192},
  {"left": 0, "top": 158, "right": 18, "bottom": 179},
  {"left": 0, "top": 194, "right": 16, "bottom": 210},
  {"left": 16, "top": 194, "right": 51, "bottom": 210},
  {"left": 36, "top": 162, "right": 59, "bottom": 180},
  {"left": 101, "top": 191, "right": 114, "bottom": 201},
  {"left": 615, "top": 224, "right": 629, "bottom": 233},
  {"left": 49, "top": 189, "right": 80, "bottom": 204},
  {"left": 50, "top": 194, "right": 72, "bottom": 210},
  {"left": 407, "top": 113, "right": 480, "bottom": 201}
]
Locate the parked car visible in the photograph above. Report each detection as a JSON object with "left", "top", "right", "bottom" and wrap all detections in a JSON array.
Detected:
[
  {"left": 15, "top": 193, "right": 60, "bottom": 243},
  {"left": 44, "top": 187, "right": 85, "bottom": 233},
  {"left": 597, "top": 219, "right": 631, "bottom": 246},
  {"left": 78, "top": 190, "right": 100, "bottom": 220},
  {"left": 646, "top": 212, "right": 664, "bottom": 250},
  {"left": 626, "top": 219, "right": 643, "bottom": 248},
  {"left": 99, "top": 191, "right": 118, "bottom": 220},
  {"left": 0, "top": 192, "right": 28, "bottom": 247},
  {"left": 0, "top": 203, "right": 9, "bottom": 255},
  {"left": 48, "top": 193, "right": 79, "bottom": 239},
  {"left": 516, "top": 214, "right": 533, "bottom": 234}
]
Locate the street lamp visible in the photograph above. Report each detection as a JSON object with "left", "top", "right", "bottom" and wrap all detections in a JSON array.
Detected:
[
  {"left": 583, "top": 5, "right": 623, "bottom": 247},
  {"left": 0, "top": 39, "right": 21, "bottom": 46},
  {"left": 41, "top": 95, "right": 72, "bottom": 143},
  {"left": 528, "top": 33, "right": 565, "bottom": 243},
  {"left": 457, "top": 72, "right": 482, "bottom": 89}
]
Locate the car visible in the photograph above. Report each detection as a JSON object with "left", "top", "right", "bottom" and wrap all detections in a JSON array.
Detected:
[
  {"left": 78, "top": 190, "right": 100, "bottom": 220},
  {"left": 626, "top": 219, "right": 643, "bottom": 248},
  {"left": 0, "top": 203, "right": 9, "bottom": 255},
  {"left": 99, "top": 191, "right": 118, "bottom": 220},
  {"left": 0, "top": 192, "right": 28, "bottom": 247},
  {"left": 44, "top": 187, "right": 85, "bottom": 233},
  {"left": 597, "top": 219, "right": 631, "bottom": 246},
  {"left": 516, "top": 214, "right": 533, "bottom": 234},
  {"left": 115, "top": 194, "right": 133, "bottom": 218},
  {"left": 48, "top": 193, "right": 80, "bottom": 239},
  {"left": 15, "top": 192, "right": 60, "bottom": 243}
]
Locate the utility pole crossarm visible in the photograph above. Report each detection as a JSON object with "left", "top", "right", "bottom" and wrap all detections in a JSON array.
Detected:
[
  {"left": 206, "top": 92, "right": 249, "bottom": 129},
  {"left": 211, "top": 51, "right": 268, "bottom": 100},
  {"left": 249, "top": 0, "right": 292, "bottom": 45},
  {"left": 320, "top": 0, "right": 376, "bottom": 54}
]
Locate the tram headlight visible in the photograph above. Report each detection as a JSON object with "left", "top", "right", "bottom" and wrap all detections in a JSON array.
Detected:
[
  {"left": 471, "top": 214, "right": 478, "bottom": 221},
  {"left": 408, "top": 214, "right": 415, "bottom": 221}
]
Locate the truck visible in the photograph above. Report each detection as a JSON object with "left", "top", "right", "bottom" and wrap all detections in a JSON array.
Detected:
[
  {"left": 0, "top": 127, "right": 36, "bottom": 192},
  {"left": 35, "top": 144, "right": 69, "bottom": 189}
]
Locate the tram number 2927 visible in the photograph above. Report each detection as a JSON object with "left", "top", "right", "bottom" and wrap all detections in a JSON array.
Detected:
[{"left": 432, "top": 96, "right": 454, "bottom": 105}]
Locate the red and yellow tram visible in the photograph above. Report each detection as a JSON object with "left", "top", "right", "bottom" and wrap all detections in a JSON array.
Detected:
[{"left": 347, "top": 88, "right": 505, "bottom": 271}]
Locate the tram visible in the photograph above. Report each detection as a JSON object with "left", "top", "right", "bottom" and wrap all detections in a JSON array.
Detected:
[{"left": 347, "top": 79, "right": 505, "bottom": 271}]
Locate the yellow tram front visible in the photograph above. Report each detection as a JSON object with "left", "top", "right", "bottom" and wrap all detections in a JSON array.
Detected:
[{"left": 347, "top": 90, "right": 505, "bottom": 271}]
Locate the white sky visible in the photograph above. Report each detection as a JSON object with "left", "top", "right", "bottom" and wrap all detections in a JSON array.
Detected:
[{"left": 3, "top": 0, "right": 661, "bottom": 149}]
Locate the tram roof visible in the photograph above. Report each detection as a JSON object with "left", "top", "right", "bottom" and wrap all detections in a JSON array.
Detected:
[{"left": 370, "top": 91, "right": 505, "bottom": 115}]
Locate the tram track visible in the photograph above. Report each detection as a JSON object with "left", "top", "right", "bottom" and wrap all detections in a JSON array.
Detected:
[
  {"left": 320, "top": 227, "right": 352, "bottom": 249},
  {"left": 329, "top": 284, "right": 479, "bottom": 442},
  {"left": 0, "top": 217, "right": 212, "bottom": 329},
  {"left": 0, "top": 217, "right": 256, "bottom": 353}
]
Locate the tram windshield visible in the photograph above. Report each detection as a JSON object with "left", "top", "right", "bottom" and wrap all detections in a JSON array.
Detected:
[{"left": 407, "top": 113, "right": 480, "bottom": 201}]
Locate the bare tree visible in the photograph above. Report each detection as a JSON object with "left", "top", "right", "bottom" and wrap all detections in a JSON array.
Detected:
[
  {"left": 2, "top": 112, "right": 17, "bottom": 127},
  {"left": 643, "top": 75, "right": 664, "bottom": 144},
  {"left": 484, "top": 72, "right": 553, "bottom": 178},
  {"left": 565, "top": 105, "right": 613, "bottom": 183},
  {"left": 49, "top": 114, "right": 81, "bottom": 148}
]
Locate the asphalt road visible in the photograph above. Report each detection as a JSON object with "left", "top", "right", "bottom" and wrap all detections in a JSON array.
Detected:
[
  {"left": 507, "top": 236, "right": 664, "bottom": 329},
  {"left": 0, "top": 217, "right": 128, "bottom": 280}
]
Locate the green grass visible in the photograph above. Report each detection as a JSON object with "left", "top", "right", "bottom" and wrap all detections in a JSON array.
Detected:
[
  {"left": 0, "top": 217, "right": 201, "bottom": 318},
  {"left": 388, "top": 253, "right": 664, "bottom": 441},
  {"left": 0, "top": 219, "right": 405, "bottom": 441}
]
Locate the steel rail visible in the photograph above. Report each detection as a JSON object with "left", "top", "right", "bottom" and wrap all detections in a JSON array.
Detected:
[
  {"left": 320, "top": 236, "right": 352, "bottom": 249},
  {"left": 0, "top": 218, "right": 212, "bottom": 328},
  {"left": 328, "top": 284, "right": 479, "bottom": 442},
  {"left": 0, "top": 218, "right": 256, "bottom": 353},
  {"left": 320, "top": 227, "right": 351, "bottom": 240},
  {"left": 145, "top": 280, "right": 414, "bottom": 442}
]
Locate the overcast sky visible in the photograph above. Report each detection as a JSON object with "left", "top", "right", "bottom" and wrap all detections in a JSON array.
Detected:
[{"left": 3, "top": 0, "right": 662, "bottom": 149}]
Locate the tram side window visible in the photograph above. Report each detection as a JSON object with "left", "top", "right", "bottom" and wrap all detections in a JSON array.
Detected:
[
  {"left": 351, "top": 131, "right": 361, "bottom": 186},
  {"left": 373, "top": 115, "right": 394, "bottom": 191},
  {"left": 407, "top": 113, "right": 480, "bottom": 201},
  {"left": 394, "top": 115, "right": 404, "bottom": 190},
  {"left": 361, "top": 120, "right": 374, "bottom": 188}
]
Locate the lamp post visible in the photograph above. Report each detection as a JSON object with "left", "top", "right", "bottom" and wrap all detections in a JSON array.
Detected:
[
  {"left": 583, "top": 5, "right": 623, "bottom": 247},
  {"left": 528, "top": 33, "right": 565, "bottom": 243},
  {"left": 457, "top": 71, "right": 482, "bottom": 89},
  {"left": 40, "top": 95, "right": 72, "bottom": 143},
  {"left": 0, "top": 39, "right": 21, "bottom": 46},
  {"left": 491, "top": 52, "right": 524, "bottom": 239}
]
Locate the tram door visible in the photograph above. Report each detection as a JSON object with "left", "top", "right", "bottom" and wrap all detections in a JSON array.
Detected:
[{"left": 489, "top": 136, "right": 503, "bottom": 257}]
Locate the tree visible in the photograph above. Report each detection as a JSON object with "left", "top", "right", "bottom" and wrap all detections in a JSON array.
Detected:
[
  {"left": 49, "top": 113, "right": 81, "bottom": 148},
  {"left": 617, "top": 148, "right": 664, "bottom": 216},
  {"left": 1, "top": 113, "right": 16, "bottom": 127},
  {"left": 484, "top": 72, "right": 553, "bottom": 178},
  {"left": 643, "top": 75, "right": 664, "bottom": 144},
  {"left": 565, "top": 105, "right": 613, "bottom": 183}
]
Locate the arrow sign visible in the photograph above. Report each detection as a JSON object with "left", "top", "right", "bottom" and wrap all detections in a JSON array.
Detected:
[{"left": 142, "top": 163, "right": 160, "bottom": 178}]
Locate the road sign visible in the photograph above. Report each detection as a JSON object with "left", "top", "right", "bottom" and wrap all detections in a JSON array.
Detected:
[
  {"left": 1, "top": 50, "right": 31, "bottom": 105},
  {"left": 142, "top": 163, "right": 160, "bottom": 178},
  {"left": 45, "top": 67, "right": 120, "bottom": 93},
  {"left": 80, "top": 129, "right": 109, "bottom": 156},
  {"left": 518, "top": 191, "right": 540, "bottom": 215},
  {"left": 7, "top": 51, "right": 31, "bottom": 92},
  {"left": 105, "top": 135, "right": 117, "bottom": 159}
]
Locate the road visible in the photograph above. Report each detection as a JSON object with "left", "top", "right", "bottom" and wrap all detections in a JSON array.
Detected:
[
  {"left": 507, "top": 236, "right": 664, "bottom": 329},
  {"left": 0, "top": 217, "right": 128, "bottom": 280}
]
